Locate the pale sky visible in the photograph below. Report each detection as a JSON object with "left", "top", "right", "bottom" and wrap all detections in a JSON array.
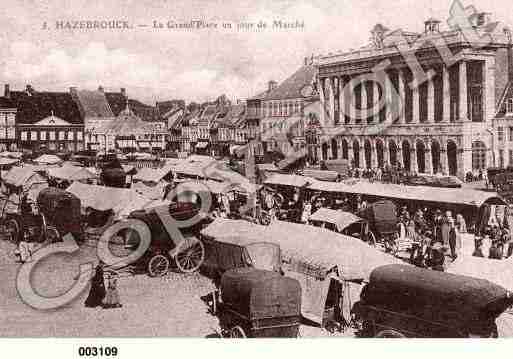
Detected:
[{"left": 1, "top": 0, "right": 512, "bottom": 105}]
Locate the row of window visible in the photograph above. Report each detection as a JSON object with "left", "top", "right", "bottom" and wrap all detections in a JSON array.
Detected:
[
  {"left": 262, "top": 100, "right": 301, "bottom": 118},
  {"left": 0, "top": 128, "right": 16, "bottom": 139},
  {"left": 496, "top": 126, "right": 513, "bottom": 142},
  {"left": 0, "top": 114, "right": 16, "bottom": 126},
  {"left": 20, "top": 130, "right": 83, "bottom": 141}
]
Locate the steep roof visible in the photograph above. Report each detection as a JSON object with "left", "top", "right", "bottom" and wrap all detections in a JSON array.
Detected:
[
  {"left": 263, "top": 65, "right": 317, "bottom": 101},
  {"left": 8, "top": 89, "right": 82, "bottom": 125},
  {"left": 0, "top": 97, "right": 16, "bottom": 108},
  {"left": 105, "top": 91, "right": 160, "bottom": 121},
  {"left": 74, "top": 89, "right": 114, "bottom": 118},
  {"left": 248, "top": 90, "right": 269, "bottom": 101}
]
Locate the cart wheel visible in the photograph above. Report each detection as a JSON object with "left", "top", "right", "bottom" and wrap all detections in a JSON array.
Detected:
[
  {"left": 148, "top": 254, "right": 170, "bottom": 277},
  {"left": 375, "top": 329, "right": 406, "bottom": 338},
  {"left": 5, "top": 219, "right": 20, "bottom": 244},
  {"left": 175, "top": 237, "right": 205, "bottom": 273},
  {"left": 230, "top": 326, "right": 246, "bottom": 338}
]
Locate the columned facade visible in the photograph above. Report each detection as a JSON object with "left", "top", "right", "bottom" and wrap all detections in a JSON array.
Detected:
[{"left": 317, "top": 16, "right": 511, "bottom": 179}]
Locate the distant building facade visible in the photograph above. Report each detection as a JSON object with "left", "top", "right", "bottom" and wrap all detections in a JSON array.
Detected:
[
  {"left": 317, "top": 11, "right": 513, "bottom": 178},
  {"left": 0, "top": 85, "right": 17, "bottom": 151},
  {"left": 5, "top": 84, "right": 84, "bottom": 152}
]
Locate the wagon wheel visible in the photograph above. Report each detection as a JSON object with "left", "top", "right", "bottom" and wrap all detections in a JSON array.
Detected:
[
  {"left": 375, "top": 329, "right": 406, "bottom": 338},
  {"left": 230, "top": 325, "right": 246, "bottom": 338},
  {"left": 148, "top": 254, "right": 170, "bottom": 277},
  {"left": 5, "top": 219, "right": 20, "bottom": 244},
  {"left": 174, "top": 237, "right": 205, "bottom": 273}
]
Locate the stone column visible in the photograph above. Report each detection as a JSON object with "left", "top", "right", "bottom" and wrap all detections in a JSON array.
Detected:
[
  {"left": 427, "top": 77, "right": 435, "bottom": 123},
  {"left": 339, "top": 76, "right": 346, "bottom": 125},
  {"left": 425, "top": 143, "right": 433, "bottom": 174},
  {"left": 319, "top": 78, "right": 326, "bottom": 127},
  {"left": 396, "top": 142, "right": 403, "bottom": 167},
  {"left": 440, "top": 148, "right": 448, "bottom": 175},
  {"left": 361, "top": 80, "right": 368, "bottom": 123},
  {"left": 484, "top": 57, "right": 495, "bottom": 124},
  {"left": 443, "top": 66, "right": 451, "bottom": 122},
  {"left": 373, "top": 79, "right": 380, "bottom": 123},
  {"left": 371, "top": 140, "right": 377, "bottom": 168},
  {"left": 349, "top": 78, "right": 356, "bottom": 124},
  {"left": 357, "top": 142, "right": 364, "bottom": 168},
  {"left": 398, "top": 69, "right": 405, "bottom": 124},
  {"left": 385, "top": 74, "right": 393, "bottom": 124},
  {"left": 459, "top": 61, "right": 468, "bottom": 121},
  {"left": 383, "top": 140, "right": 390, "bottom": 166},
  {"left": 411, "top": 145, "right": 418, "bottom": 173},
  {"left": 330, "top": 77, "right": 336, "bottom": 126},
  {"left": 412, "top": 84, "right": 420, "bottom": 123},
  {"left": 348, "top": 143, "right": 354, "bottom": 166}
]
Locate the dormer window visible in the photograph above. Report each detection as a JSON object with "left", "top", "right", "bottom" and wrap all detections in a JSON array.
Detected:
[
  {"left": 507, "top": 98, "right": 513, "bottom": 115},
  {"left": 425, "top": 18, "right": 441, "bottom": 34}
]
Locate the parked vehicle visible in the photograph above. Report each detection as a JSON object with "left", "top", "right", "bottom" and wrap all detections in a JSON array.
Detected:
[
  {"left": 126, "top": 202, "right": 208, "bottom": 276},
  {"left": 36, "top": 187, "right": 83, "bottom": 241},
  {"left": 358, "top": 200, "right": 400, "bottom": 252},
  {"left": 352, "top": 264, "right": 513, "bottom": 338},
  {"left": 200, "top": 219, "right": 282, "bottom": 285},
  {"left": 308, "top": 208, "right": 366, "bottom": 239},
  {"left": 215, "top": 268, "right": 302, "bottom": 338}
]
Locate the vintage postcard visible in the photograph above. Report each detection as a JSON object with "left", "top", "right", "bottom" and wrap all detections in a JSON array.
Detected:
[{"left": 1, "top": 0, "right": 513, "bottom": 355}]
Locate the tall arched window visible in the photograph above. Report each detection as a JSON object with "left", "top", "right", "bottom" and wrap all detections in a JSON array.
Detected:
[
  {"left": 507, "top": 98, "right": 513, "bottom": 114},
  {"left": 472, "top": 141, "right": 487, "bottom": 170}
]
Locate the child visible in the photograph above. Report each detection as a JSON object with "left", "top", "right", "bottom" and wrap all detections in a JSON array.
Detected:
[{"left": 103, "top": 272, "right": 122, "bottom": 309}]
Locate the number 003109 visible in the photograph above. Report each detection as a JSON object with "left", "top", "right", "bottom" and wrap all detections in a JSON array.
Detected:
[{"left": 78, "top": 347, "right": 118, "bottom": 356}]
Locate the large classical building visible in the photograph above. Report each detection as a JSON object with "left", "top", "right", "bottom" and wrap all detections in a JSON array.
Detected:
[{"left": 317, "top": 10, "right": 513, "bottom": 178}]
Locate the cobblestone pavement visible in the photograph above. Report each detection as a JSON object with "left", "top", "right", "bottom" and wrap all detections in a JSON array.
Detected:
[{"left": 0, "top": 238, "right": 354, "bottom": 337}]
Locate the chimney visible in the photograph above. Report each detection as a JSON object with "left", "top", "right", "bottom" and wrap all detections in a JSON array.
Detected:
[
  {"left": 98, "top": 86, "right": 104, "bottom": 92},
  {"left": 120, "top": 88, "right": 126, "bottom": 98},
  {"left": 304, "top": 57, "right": 308, "bottom": 66},
  {"left": 69, "top": 86, "right": 77, "bottom": 95},
  {"left": 26, "top": 84, "right": 34, "bottom": 96},
  {"left": 4, "top": 84, "right": 10, "bottom": 98},
  {"left": 268, "top": 80, "right": 277, "bottom": 92}
]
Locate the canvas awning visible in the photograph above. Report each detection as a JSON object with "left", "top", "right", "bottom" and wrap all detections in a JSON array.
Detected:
[
  {"left": 47, "top": 165, "right": 97, "bottom": 181},
  {"left": 195, "top": 141, "right": 209, "bottom": 149},
  {"left": 309, "top": 208, "right": 363, "bottom": 231},
  {"left": 34, "top": 154, "right": 63, "bottom": 165},
  {"left": 264, "top": 173, "right": 315, "bottom": 188},
  {"left": 0, "top": 157, "right": 19, "bottom": 166},
  {"left": 66, "top": 182, "right": 151, "bottom": 219},
  {"left": 308, "top": 179, "right": 505, "bottom": 208},
  {"left": 132, "top": 165, "right": 174, "bottom": 183}
]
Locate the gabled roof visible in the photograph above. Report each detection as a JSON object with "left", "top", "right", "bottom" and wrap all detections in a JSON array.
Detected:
[
  {"left": 8, "top": 89, "right": 82, "bottom": 125},
  {"left": 248, "top": 90, "right": 269, "bottom": 101},
  {"left": 0, "top": 97, "right": 16, "bottom": 109},
  {"left": 74, "top": 90, "right": 114, "bottom": 118},
  {"left": 104, "top": 92, "right": 127, "bottom": 116},
  {"left": 263, "top": 65, "right": 317, "bottom": 101}
]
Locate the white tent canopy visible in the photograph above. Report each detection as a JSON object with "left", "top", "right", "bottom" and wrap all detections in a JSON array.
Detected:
[{"left": 34, "top": 154, "right": 63, "bottom": 165}]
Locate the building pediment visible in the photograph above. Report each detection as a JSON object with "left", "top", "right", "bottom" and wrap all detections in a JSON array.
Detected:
[{"left": 34, "top": 115, "right": 71, "bottom": 126}]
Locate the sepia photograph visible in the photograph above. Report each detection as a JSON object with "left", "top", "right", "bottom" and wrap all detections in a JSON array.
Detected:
[{"left": 1, "top": 0, "right": 513, "bottom": 351}]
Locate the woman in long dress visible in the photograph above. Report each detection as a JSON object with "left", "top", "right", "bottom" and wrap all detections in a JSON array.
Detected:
[{"left": 84, "top": 264, "right": 106, "bottom": 308}]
